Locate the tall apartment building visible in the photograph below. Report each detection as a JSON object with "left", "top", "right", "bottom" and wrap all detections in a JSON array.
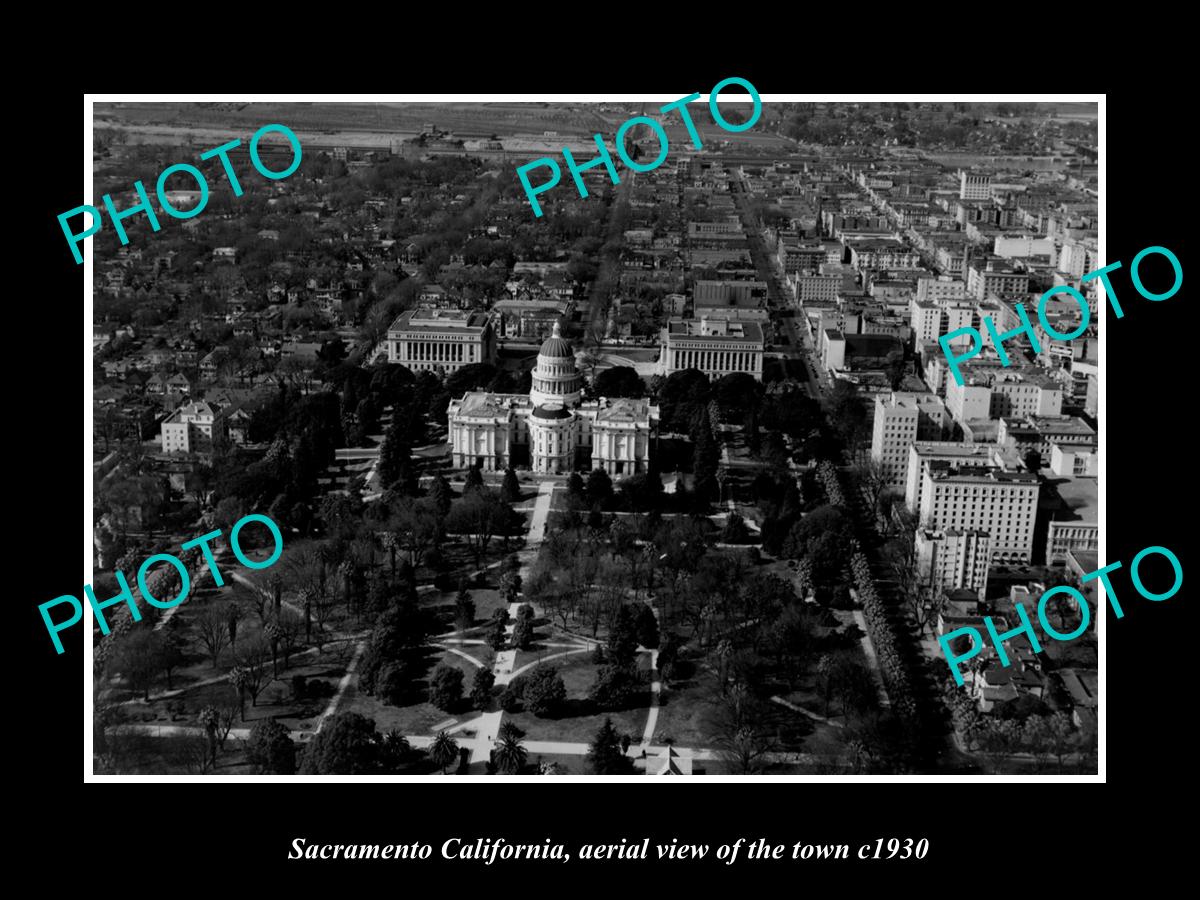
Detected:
[
  {"left": 916, "top": 277, "right": 970, "bottom": 305},
  {"left": 161, "top": 400, "right": 221, "bottom": 454},
  {"left": 660, "top": 316, "right": 764, "bottom": 381},
  {"left": 1057, "top": 237, "right": 1097, "bottom": 279},
  {"left": 918, "top": 464, "right": 1040, "bottom": 564},
  {"left": 915, "top": 528, "right": 992, "bottom": 594},
  {"left": 387, "top": 308, "right": 496, "bottom": 373},
  {"left": 871, "top": 392, "right": 949, "bottom": 489},
  {"left": 960, "top": 171, "right": 992, "bottom": 201},
  {"left": 910, "top": 296, "right": 978, "bottom": 347},
  {"left": 967, "top": 258, "right": 1030, "bottom": 301}
]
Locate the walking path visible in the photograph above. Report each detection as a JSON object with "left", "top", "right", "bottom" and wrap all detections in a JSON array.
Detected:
[
  {"left": 314, "top": 642, "right": 366, "bottom": 732},
  {"left": 852, "top": 610, "right": 892, "bottom": 709},
  {"left": 771, "top": 695, "right": 844, "bottom": 728}
]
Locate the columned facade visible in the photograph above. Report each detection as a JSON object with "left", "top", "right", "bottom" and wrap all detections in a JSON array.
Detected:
[{"left": 448, "top": 324, "right": 659, "bottom": 476}]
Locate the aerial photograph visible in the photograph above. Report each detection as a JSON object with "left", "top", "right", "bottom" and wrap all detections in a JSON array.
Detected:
[{"left": 86, "top": 98, "right": 1100, "bottom": 776}]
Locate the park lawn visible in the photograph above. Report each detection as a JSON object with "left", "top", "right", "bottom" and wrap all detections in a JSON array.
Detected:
[
  {"left": 503, "top": 653, "right": 650, "bottom": 745},
  {"left": 346, "top": 687, "right": 468, "bottom": 737},
  {"left": 431, "top": 648, "right": 484, "bottom": 680},
  {"left": 652, "top": 667, "right": 721, "bottom": 748},
  {"left": 435, "top": 638, "right": 493, "bottom": 669},
  {"left": 425, "top": 587, "right": 507, "bottom": 631},
  {"left": 510, "top": 642, "right": 591, "bottom": 674}
]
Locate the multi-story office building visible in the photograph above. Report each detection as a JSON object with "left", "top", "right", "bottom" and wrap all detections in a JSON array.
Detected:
[
  {"left": 998, "top": 415, "right": 1096, "bottom": 460},
  {"left": 387, "top": 307, "right": 495, "bottom": 373},
  {"left": 915, "top": 528, "right": 992, "bottom": 594},
  {"left": 918, "top": 464, "right": 1040, "bottom": 564},
  {"left": 960, "top": 171, "right": 992, "bottom": 201},
  {"left": 905, "top": 441, "right": 1023, "bottom": 511},
  {"left": 660, "top": 316, "right": 764, "bottom": 381},
  {"left": 945, "top": 370, "right": 1064, "bottom": 425},
  {"left": 916, "top": 277, "right": 970, "bottom": 305},
  {"left": 871, "top": 392, "right": 949, "bottom": 489},
  {"left": 910, "top": 296, "right": 978, "bottom": 347},
  {"left": 967, "top": 258, "right": 1030, "bottom": 301},
  {"left": 793, "top": 274, "right": 842, "bottom": 304}
]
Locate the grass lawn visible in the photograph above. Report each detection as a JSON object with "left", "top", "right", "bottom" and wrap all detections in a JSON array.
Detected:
[
  {"left": 511, "top": 639, "right": 590, "bottom": 673},
  {"left": 652, "top": 666, "right": 721, "bottom": 747},
  {"left": 503, "top": 653, "right": 650, "bottom": 745},
  {"left": 341, "top": 648, "right": 485, "bottom": 737},
  {"left": 424, "top": 587, "right": 508, "bottom": 631},
  {"left": 345, "top": 688, "right": 468, "bottom": 737}
]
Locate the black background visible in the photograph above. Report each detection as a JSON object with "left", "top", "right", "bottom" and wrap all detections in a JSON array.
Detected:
[{"left": 20, "top": 65, "right": 1189, "bottom": 886}]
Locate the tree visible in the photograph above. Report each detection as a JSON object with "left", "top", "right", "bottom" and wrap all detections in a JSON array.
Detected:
[
  {"left": 428, "top": 663, "right": 465, "bottom": 711},
  {"left": 446, "top": 488, "right": 515, "bottom": 565},
  {"left": 587, "top": 717, "right": 634, "bottom": 774},
  {"left": 705, "top": 685, "right": 778, "bottom": 774},
  {"left": 855, "top": 457, "right": 891, "bottom": 523},
  {"left": 464, "top": 463, "right": 484, "bottom": 493},
  {"left": 455, "top": 582, "right": 476, "bottom": 631},
  {"left": 236, "top": 639, "right": 271, "bottom": 709},
  {"left": 195, "top": 606, "right": 230, "bottom": 669},
  {"left": 428, "top": 730, "right": 459, "bottom": 774},
  {"left": 594, "top": 365, "right": 646, "bottom": 398},
  {"left": 470, "top": 667, "right": 495, "bottom": 710},
  {"left": 523, "top": 663, "right": 566, "bottom": 717},
  {"left": 607, "top": 604, "right": 640, "bottom": 667},
  {"left": 487, "top": 616, "right": 509, "bottom": 650},
  {"left": 112, "top": 630, "right": 162, "bottom": 702},
  {"left": 299, "top": 712, "right": 384, "bottom": 774},
  {"left": 246, "top": 719, "right": 296, "bottom": 774},
  {"left": 501, "top": 466, "right": 521, "bottom": 502},
  {"left": 493, "top": 733, "right": 528, "bottom": 774},
  {"left": 226, "top": 602, "right": 243, "bottom": 649},
  {"left": 198, "top": 706, "right": 220, "bottom": 770},
  {"left": 158, "top": 627, "right": 187, "bottom": 690},
  {"left": 428, "top": 473, "right": 453, "bottom": 516},
  {"left": 587, "top": 467, "right": 613, "bottom": 507},
  {"left": 510, "top": 610, "right": 535, "bottom": 651},
  {"left": 377, "top": 418, "right": 415, "bottom": 494},
  {"left": 590, "top": 663, "right": 641, "bottom": 711},
  {"left": 1045, "top": 711, "right": 1077, "bottom": 774},
  {"left": 228, "top": 666, "right": 250, "bottom": 721},
  {"left": 721, "top": 512, "right": 750, "bottom": 544},
  {"left": 635, "top": 604, "right": 659, "bottom": 649}
]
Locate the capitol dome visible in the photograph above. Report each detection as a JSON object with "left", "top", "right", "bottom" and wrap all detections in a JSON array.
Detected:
[
  {"left": 538, "top": 321, "right": 574, "bottom": 359},
  {"left": 530, "top": 321, "right": 583, "bottom": 408}
]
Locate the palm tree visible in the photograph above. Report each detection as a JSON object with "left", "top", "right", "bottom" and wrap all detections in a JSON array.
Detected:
[
  {"left": 198, "top": 705, "right": 219, "bottom": 771},
  {"left": 298, "top": 587, "right": 314, "bottom": 641},
  {"left": 428, "top": 731, "right": 459, "bottom": 775},
  {"left": 381, "top": 531, "right": 399, "bottom": 578},
  {"left": 498, "top": 721, "right": 525, "bottom": 743},
  {"left": 339, "top": 559, "right": 356, "bottom": 620},
  {"left": 268, "top": 572, "right": 283, "bottom": 615},
  {"left": 493, "top": 734, "right": 528, "bottom": 775}
]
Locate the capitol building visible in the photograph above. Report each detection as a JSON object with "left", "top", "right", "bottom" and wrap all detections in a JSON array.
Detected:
[{"left": 447, "top": 323, "right": 659, "bottom": 475}]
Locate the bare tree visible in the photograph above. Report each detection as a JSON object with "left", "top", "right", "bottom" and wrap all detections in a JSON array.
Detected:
[
  {"left": 855, "top": 457, "right": 891, "bottom": 523},
  {"left": 237, "top": 639, "right": 272, "bottom": 708},
  {"left": 704, "top": 685, "right": 780, "bottom": 775},
  {"left": 195, "top": 606, "right": 230, "bottom": 669},
  {"left": 884, "top": 538, "right": 940, "bottom": 637}
]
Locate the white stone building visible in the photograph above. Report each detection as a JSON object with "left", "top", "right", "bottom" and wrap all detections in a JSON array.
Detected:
[{"left": 447, "top": 323, "right": 659, "bottom": 475}]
